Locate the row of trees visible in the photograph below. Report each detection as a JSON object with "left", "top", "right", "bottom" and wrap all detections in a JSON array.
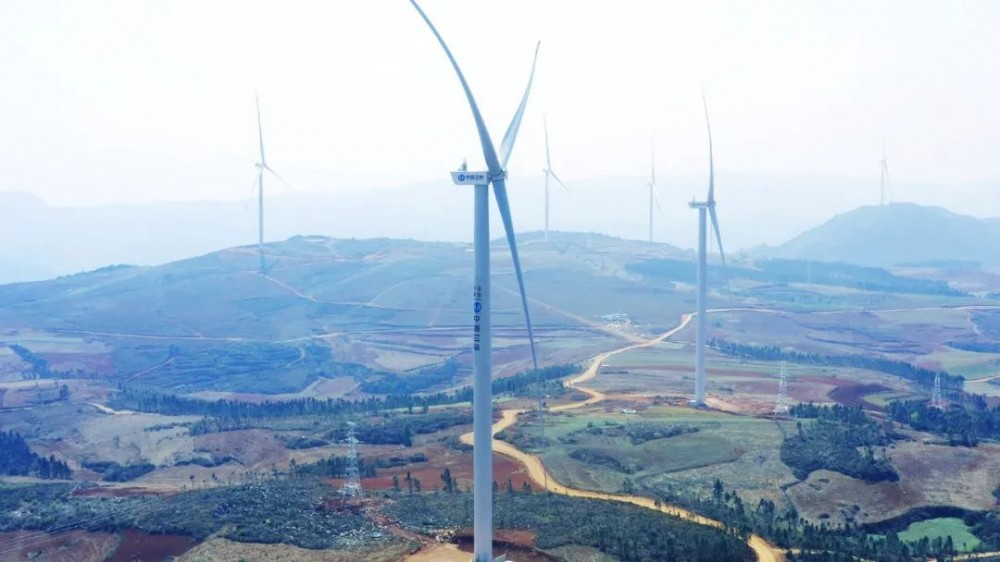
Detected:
[
  {"left": 0, "top": 431, "right": 71, "bottom": 479},
  {"left": 386, "top": 490, "right": 755, "bottom": 562},
  {"left": 289, "top": 456, "right": 377, "bottom": 479},
  {"left": 887, "top": 400, "right": 1000, "bottom": 446},
  {"left": 626, "top": 257, "right": 964, "bottom": 296},
  {"left": 111, "top": 363, "right": 578, "bottom": 422},
  {"left": 710, "top": 339, "right": 965, "bottom": 390}
]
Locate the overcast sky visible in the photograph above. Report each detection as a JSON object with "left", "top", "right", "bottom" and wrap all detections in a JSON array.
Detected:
[{"left": 2, "top": 0, "right": 999, "bottom": 212}]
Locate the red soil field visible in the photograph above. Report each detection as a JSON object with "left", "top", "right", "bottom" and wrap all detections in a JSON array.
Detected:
[
  {"left": 828, "top": 384, "right": 892, "bottom": 410},
  {"left": 329, "top": 449, "right": 535, "bottom": 494},
  {"left": 453, "top": 529, "right": 556, "bottom": 562},
  {"left": 104, "top": 529, "right": 198, "bottom": 562}
]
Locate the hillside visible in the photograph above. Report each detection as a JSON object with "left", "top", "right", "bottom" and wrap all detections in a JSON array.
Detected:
[
  {"left": 0, "top": 230, "right": 987, "bottom": 398},
  {"left": 761, "top": 203, "right": 1000, "bottom": 266},
  {"left": 0, "top": 233, "right": 695, "bottom": 395}
]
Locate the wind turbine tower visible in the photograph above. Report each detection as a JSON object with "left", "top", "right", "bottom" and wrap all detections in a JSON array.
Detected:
[
  {"left": 410, "top": 2, "right": 540, "bottom": 560},
  {"left": 647, "top": 138, "right": 661, "bottom": 243},
  {"left": 541, "top": 114, "right": 569, "bottom": 239},
  {"left": 689, "top": 97, "right": 725, "bottom": 407}
]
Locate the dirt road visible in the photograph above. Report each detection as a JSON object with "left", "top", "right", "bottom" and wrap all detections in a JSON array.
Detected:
[{"left": 449, "top": 312, "right": 784, "bottom": 562}]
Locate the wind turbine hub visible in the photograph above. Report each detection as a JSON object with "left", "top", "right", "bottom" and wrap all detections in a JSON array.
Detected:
[{"left": 451, "top": 170, "right": 491, "bottom": 185}]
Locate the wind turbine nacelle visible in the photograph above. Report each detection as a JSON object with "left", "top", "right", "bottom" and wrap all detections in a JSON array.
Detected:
[{"left": 451, "top": 170, "right": 491, "bottom": 185}]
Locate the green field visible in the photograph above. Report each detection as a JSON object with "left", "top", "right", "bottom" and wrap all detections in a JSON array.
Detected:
[
  {"left": 897, "top": 517, "right": 981, "bottom": 552},
  {"left": 864, "top": 390, "right": 918, "bottom": 407},
  {"left": 519, "top": 405, "right": 796, "bottom": 505}
]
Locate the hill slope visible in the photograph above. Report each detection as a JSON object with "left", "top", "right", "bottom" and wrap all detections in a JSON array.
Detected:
[
  {"left": 762, "top": 203, "right": 1000, "bottom": 266},
  {"left": 0, "top": 233, "right": 695, "bottom": 394}
]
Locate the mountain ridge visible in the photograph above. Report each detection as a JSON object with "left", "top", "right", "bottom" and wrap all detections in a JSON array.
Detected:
[{"left": 759, "top": 203, "right": 1000, "bottom": 267}]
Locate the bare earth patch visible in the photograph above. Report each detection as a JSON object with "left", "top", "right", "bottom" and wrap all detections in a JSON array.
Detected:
[
  {"left": 788, "top": 439, "right": 1000, "bottom": 525},
  {"left": 178, "top": 537, "right": 415, "bottom": 562}
]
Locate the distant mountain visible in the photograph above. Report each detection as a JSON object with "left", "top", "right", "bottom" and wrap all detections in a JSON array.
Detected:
[
  {"left": 0, "top": 172, "right": 953, "bottom": 283},
  {"left": 759, "top": 203, "right": 1000, "bottom": 267},
  {"left": 4, "top": 172, "right": 999, "bottom": 283}
]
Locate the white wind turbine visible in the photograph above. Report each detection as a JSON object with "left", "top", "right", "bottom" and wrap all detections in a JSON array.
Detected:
[
  {"left": 647, "top": 137, "right": 662, "bottom": 242},
  {"left": 689, "top": 96, "right": 725, "bottom": 407},
  {"left": 541, "top": 113, "right": 569, "bottom": 239},
  {"left": 253, "top": 94, "right": 290, "bottom": 273},
  {"left": 409, "top": 3, "right": 539, "bottom": 561}
]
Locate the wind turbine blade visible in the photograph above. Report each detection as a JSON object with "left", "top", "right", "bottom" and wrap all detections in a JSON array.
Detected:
[
  {"left": 410, "top": 0, "right": 537, "bottom": 368},
  {"left": 709, "top": 206, "right": 726, "bottom": 268},
  {"left": 256, "top": 93, "right": 266, "bottom": 165},
  {"left": 409, "top": 0, "right": 502, "bottom": 174},
  {"left": 263, "top": 165, "right": 292, "bottom": 190},
  {"left": 492, "top": 176, "right": 539, "bottom": 371},
  {"left": 549, "top": 170, "right": 570, "bottom": 193},
  {"left": 702, "top": 93, "right": 715, "bottom": 204},
  {"left": 651, "top": 184, "right": 662, "bottom": 211},
  {"left": 499, "top": 41, "right": 541, "bottom": 169}
]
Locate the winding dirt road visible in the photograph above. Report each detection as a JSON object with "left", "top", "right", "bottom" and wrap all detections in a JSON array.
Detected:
[{"left": 453, "top": 312, "right": 784, "bottom": 562}]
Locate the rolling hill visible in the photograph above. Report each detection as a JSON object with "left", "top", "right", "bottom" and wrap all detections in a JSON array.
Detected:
[
  {"left": 0, "top": 230, "right": 988, "bottom": 398},
  {"left": 0, "top": 233, "right": 697, "bottom": 395},
  {"left": 760, "top": 203, "right": 1000, "bottom": 267}
]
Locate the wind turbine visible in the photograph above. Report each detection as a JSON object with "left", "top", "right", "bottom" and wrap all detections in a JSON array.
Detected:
[
  {"left": 647, "top": 137, "right": 661, "bottom": 242},
  {"left": 409, "top": 3, "right": 539, "bottom": 561},
  {"left": 688, "top": 96, "right": 724, "bottom": 407},
  {"left": 253, "top": 94, "right": 290, "bottom": 273},
  {"left": 541, "top": 113, "right": 569, "bottom": 239},
  {"left": 879, "top": 141, "right": 890, "bottom": 206}
]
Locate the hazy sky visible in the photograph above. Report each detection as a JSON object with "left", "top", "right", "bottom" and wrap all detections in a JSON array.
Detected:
[{"left": 2, "top": 0, "right": 999, "bottom": 211}]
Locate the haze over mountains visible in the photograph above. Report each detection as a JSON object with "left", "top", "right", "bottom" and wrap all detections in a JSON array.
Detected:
[
  {"left": 764, "top": 203, "right": 1000, "bottom": 267},
  {"left": 2, "top": 172, "right": 998, "bottom": 282}
]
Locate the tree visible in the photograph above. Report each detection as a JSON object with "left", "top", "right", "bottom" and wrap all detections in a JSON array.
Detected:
[{"left": 441, "top": 468, "right": 454, "bottom": 492}]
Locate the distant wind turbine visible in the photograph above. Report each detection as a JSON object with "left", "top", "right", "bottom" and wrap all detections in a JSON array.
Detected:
[
  {"left": 253, "top": 94, "right": 290, "bottom": 273},
  {"left": 688, "top": 96, "right": 725, "bottom": 407},
  {"left": 647, "top": 137, "right": 662, "bottom": 243},
  {"left": 879, "top": 141, "right": 890, "bottom": 206},
  {"left": 541, "top": 113, "right": 569, "bottom": 239},
  {"left": 409, "top": 2, "right": 539, "bottom": 561}
]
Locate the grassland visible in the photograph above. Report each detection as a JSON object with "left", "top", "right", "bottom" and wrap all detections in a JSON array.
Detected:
[
  {"left": 510, "top": 404, "right": 797, "bottom": 506},
  {"left": 896, "top": 517, "right": 981, "bottom": 552}
]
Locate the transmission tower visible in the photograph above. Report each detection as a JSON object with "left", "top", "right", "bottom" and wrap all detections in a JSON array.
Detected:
[
  {"left": 340, "top": 422, "right": 363, "bottom": 499},
  {"left": 773, "top": 362, "right": 791, "bottom": 417},
  {"left": 931, "top": 372, "right": 944, "bottom": 409}
]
